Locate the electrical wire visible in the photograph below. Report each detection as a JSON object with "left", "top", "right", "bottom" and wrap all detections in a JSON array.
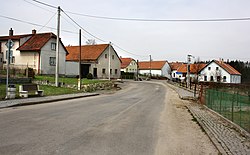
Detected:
[
  {"left": 0, "top": 14, "right": 78, "bottom": 34},
  {"left": 113, "top": 43, "right": 148, "bottom": 57},
  {"left": 23, "top": 0, "right": 55, "bottom": 13},
  {"left": 30, "top": 0, "right": 57, "bottom": 9},
  {"left": 38, "top": 12, "right": 57, "bottom": 32}
]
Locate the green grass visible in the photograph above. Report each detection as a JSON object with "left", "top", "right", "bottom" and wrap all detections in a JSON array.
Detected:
[
  {"left": 34, "top": 75, "right": 106, "bottom": 85},
  {"left": 0, "top": 76, "right": 108, "bottom": 100}
]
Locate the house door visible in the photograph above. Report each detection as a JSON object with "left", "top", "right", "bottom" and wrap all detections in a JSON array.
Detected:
[
  {"left": 93, "top": 68, "right": 97, "bottom": 78},
  {"left": 81, "top": 64, "right": 90, "bottom": 78}
]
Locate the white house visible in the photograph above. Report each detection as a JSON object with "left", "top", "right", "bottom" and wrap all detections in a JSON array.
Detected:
[
  {"left": 120, "top": 58, "right": 137, "bottom": 73},
  {"left": 199, "top": 60, "right": 241, "bottom": 83},
  {"left": 169, "top": 62, "right": 183, "bottom": 79},
  {"left": 66, "top": 44, "right": 121, "bottom": 79},
  {"left": 138, "top": 61, "right": 171, "bottom": 79},
  {"left": 0, "top": 28, "right": 68, "bottom": 75}
]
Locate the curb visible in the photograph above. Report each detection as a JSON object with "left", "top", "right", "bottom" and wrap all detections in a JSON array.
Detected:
[{"left": 0, "top": 93, "right": 99, "bottom": 109}]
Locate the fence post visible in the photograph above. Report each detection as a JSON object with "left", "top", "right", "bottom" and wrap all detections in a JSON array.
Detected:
[{"left": 231, "top": 93, "right": 235, "bottom": 122}]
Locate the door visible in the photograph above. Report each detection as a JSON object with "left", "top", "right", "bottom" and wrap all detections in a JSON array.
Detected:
[{"left": 93, "top": 68, "right": 97, "bottom": 78}]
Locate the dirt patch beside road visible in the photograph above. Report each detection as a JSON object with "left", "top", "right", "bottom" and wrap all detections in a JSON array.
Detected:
[{"left": 155, "top": 84, "right": 218, "bottom": 155}]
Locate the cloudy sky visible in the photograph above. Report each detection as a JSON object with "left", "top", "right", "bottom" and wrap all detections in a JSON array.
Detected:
[{"left": 1, "top": 0, "right": 250, "bottom": 62}]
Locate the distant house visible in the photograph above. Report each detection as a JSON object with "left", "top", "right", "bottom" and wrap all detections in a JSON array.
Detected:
[
  {"left": 120, "top": 58, "right": 137, "bottom": 73},
  {"left": 169, "top": 62, "right": 183, "bottom": 79},
  {"left": 0, "top": 28, "right": 68, "bottom": 75},
  {"left": 199, "top": 60, "right": 241, "bottom": 83},
  {"left": 0, "top": 52, "right": 3, "bottom": 69},
  {"left": 138, "top": 61, "right": 171, "bottom": 79},
  {"left": 176, "top": 63, "right": 207, "bottom": 81},
  {"left": 66, "top": 44, "right": 121, "bottom": 79}
]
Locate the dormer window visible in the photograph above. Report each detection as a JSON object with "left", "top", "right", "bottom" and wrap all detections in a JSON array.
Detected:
[{"left": 51, "top": 43, "right": 56, "bottom": 51}]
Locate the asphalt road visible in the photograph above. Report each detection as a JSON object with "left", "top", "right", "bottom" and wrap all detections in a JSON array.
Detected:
[{"left": 0, "top": 81, "right": 166, "bottom": 155}]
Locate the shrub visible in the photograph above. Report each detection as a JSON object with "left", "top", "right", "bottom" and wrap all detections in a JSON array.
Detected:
[{"left": 86, "top": 73, "right": 93, "bottom": 79}]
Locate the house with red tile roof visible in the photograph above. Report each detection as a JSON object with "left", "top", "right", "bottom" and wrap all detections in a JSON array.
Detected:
[
  {"left": 66, "top": 44, "right": 121, "bottom": 79},
  {"left": 0, "top": 28, "right": 68, "bottom": 75},
  {"left": 120, "top": 58, "right": 137, "bottom": 73},
  {"left": 174, "top": 63, "right": 207, "bottom": 82},
  {"left": 199, "top": 60, "right": 241, "bottom": 83},
  {"left": 169, "top": 62, "right": 183, "bottom": 79},
  {"left": 138, "top": 60, "right": 171, "bottom": 79}
]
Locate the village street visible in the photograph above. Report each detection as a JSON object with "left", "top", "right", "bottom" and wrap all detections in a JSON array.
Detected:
[{"left": 0, "top": 81, "right": 218, "bottom": 155}]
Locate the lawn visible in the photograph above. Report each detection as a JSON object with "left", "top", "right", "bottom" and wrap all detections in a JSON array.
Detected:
[{"left": 0, "top": 76, "right": 108, "bottom": 100}]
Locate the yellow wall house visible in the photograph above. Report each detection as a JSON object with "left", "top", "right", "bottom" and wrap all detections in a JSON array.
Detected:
[{"left": 120, "top": 58, "right": 137, "bottom": 73}]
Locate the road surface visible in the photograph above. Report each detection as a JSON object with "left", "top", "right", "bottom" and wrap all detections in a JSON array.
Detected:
[{"left": 0, "top": 81, "right": 218, "bottom": 155}]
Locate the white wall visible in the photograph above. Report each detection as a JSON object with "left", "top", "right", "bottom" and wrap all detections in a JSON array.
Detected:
[
  {"left": 161, "top": 62, "right": 171, "bottom": 79},
  {"left": 199, "top": 62, "right": 241, "bottom": 83},
  {"left": 65, "top": 61, "right": 78, "bottom": 76},
  {"left": 40, "top": 38, "right": 67, "bottom": 75}
]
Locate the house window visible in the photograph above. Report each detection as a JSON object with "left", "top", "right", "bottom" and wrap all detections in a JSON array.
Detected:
[
  {"left": 204, "top": 76, "right": 207, "bottom": 81},
  {"left": 105, "top": 54, "right": 108, "bottom": 59},
  {"left": 208, "top": 67, "right": 211, "bottom": 70},
  {"left": 115, "top": 69, "right": 118, "bottom": 74},
  {"left": 51, "top": 43, "right": 56, "bottom": 51},
  {"left": 102, "top": 68, "right": 106, "bottom": 74},
  {"left": 210, "top": 76, "right": 214, "bottom": 81},
  {"left": 11, "top": 56, "right": 15, "bottom": 64},
  {"left": 0, "top": 57, "right": 2, "bottom": 62},
  {"left": 223, "top": 76, "right": 227, "bottom": 82},
  {"left": 112, "top": 55, "right": 114, "bottom": 60},
  {"left": 216, "top": 67, "right": 219, "bottom": 70},
  {"left": 49, "top": 57, "right": 56, "bottom": 66},
  {"left": 217, "top": 76, "right": 221, "bottom": 82},
  {"left": 110, "top": 69, "right": 112, "bottom": 75}
]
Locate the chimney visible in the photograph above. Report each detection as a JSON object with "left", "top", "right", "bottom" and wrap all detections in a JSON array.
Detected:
[
  {"left": 32, "top": 29, "right": 36, "bottom": 34},
  {"left": 9, "top": 28, "right": 13, "bottom": 36}
]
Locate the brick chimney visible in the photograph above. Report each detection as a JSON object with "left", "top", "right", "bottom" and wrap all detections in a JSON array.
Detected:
[
  {"left": 32, "top": 29, "right": 36, "bottom": 34},
  {"left": 9, "top": 28, "right": 13, "bottom": 36}
]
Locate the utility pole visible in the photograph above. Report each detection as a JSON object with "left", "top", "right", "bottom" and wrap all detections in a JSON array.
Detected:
[
  {"left": 55, "top": 6, "right": 60, "bottom": 87},
  {"left": 78, "top": 29, "right": 81, "bottom": 90},
  {"left": 137, "top": 59, "right": 139, "bottom": 81},
  {"left": 5, "top": 39, "right": 14, "bottom": 99},
  {"left": 149, "top": 55, "right": 152, "bottom": 79},
  {"left": 187, "top": 54, "right": 192, "bottom": 89},
  {"left": 108, "top": 42, "right": 111, "bottom": 81}
]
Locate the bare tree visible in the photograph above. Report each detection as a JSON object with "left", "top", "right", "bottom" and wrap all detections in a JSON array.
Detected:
[{"left": 86, "top": 39, "right": 96, "bottom": 45}]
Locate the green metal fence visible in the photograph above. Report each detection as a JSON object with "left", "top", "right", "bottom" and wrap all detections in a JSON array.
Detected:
[{"left": 206, "top": 89, "right": 250, "bottom": 132}]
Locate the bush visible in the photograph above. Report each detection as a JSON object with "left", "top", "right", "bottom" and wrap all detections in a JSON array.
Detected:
[{"left": 86, "top": 73, "right": 93, "bottom": 79}]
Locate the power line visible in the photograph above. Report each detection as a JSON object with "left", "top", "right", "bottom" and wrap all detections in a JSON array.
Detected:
[
  {"left": 38, "top": 12, "right": 57, "bottom": 32},
  {"left": 113, "top": 43, "right": 148, "bottom": 57},
  {"left": 61, "top": 9, "right": 107, "bottom": 43},
  {"left": 0, "top": 14, "right": 78, "bottom": 34},
  {"left": 30, "top": 0, "right": 57, "bottom": 9},
  {"left": 28, "top": 0, "right": 250, "bottom": 22},
  {"left": 66, "top": 11, "right": 250, "bottom": 22},
  {"left": 23, "top": 0, "right": 54, "bottom": 13}
]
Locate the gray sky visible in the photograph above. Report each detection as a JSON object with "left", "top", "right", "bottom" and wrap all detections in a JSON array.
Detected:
[{"left": 1, "top": 0, "right": 250, "bottom": 62}]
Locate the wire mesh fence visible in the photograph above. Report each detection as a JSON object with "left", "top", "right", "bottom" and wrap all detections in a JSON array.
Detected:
[{"left": 205, "top": 88, "right": 250, "bottom": 132}]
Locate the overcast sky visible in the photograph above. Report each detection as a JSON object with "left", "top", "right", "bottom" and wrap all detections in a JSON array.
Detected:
[{"left": 1, "top": 0, "right": 250, "bottom": 62}]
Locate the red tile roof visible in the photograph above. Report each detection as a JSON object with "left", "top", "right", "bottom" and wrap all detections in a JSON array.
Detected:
[
  {"left": 17, "top": 33, "right": 56, "bottom": 51},
  {"left": 169, "top": 62, "right": 183, "bottom": 70},
  {"left": 177, "top": 63, "right": 207, "bottom": 73},
  {"left": 214, "top": 60, "right": 241, "bottom": 75},
  {"left": 66, "top": 44, "right": 110, "bottom": 61},
  {"left": 121, "top": 58, "right": 135, "bottom": 69},
  {"left": 138, "top": 61, "right": 167, "bottom": 70},
  {"left": 0, "top": 34, "right": 32, "bottom": 41}
]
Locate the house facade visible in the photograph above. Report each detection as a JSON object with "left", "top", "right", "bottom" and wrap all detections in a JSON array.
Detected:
[
  {"left": 169, "top": 62, "right": 183, "bottom": 79},
  {"left": 199, "top": 60, "right": 241, "bottom": 83},
  {"left": 66, "top": 44, "right": 121, "bottom": 79},
  {"left": 0, "top": 52, "right": 3, "bottom": 69},
  {"left": 138, "top": 61, "right": 171, "bottom": 79},
  {"left": 0, "top": 28, "right": 68, "bottom": 75},
  {"left": 120, "top": 58, "right": 137, "bottom": 73}
]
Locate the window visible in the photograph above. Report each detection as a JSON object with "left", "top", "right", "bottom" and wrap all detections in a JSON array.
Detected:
[
  {"left": 11, "top": 56, "right": 15, "bottom": 64},
  {"left": 112, "top": 55, "right": 114, "bottom": 59},
  {"left": 217, "top": 76, "right": 221, "bottom": 82},
  {"left": 115, "top": 69, "right": 118, "bottom": 74},
  {"left": 110, "top": 69, "right": 112, "bottom": 75},
  {"left": 216, "top": 67, "right": 219, "bottom": 70},
  {"left": 204, "top": 76, "right": 207, "bottom": 81},
  {"left": 51, "top": 43, "right": 56, "bottom": 50},
  {"left": 102, "top": 68, "right": 106, "bottom": 74},
  {"left": 49, "top": 57, "right": 56, "bottom": 66},
  {"left": 105, "top": 54, "right": 108, "bottom": 59},
  {"left": 0, "top": 57, "right": 2, "bottom": 62},
  {"left": 210, "top": 76, "right": 214, "bottom": 81},
  {"left": 208, "top": 67, "right": 211, "bottom": 70},
  {"left": 223, "top": 76, "right": 227, "bottom": 82}
]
